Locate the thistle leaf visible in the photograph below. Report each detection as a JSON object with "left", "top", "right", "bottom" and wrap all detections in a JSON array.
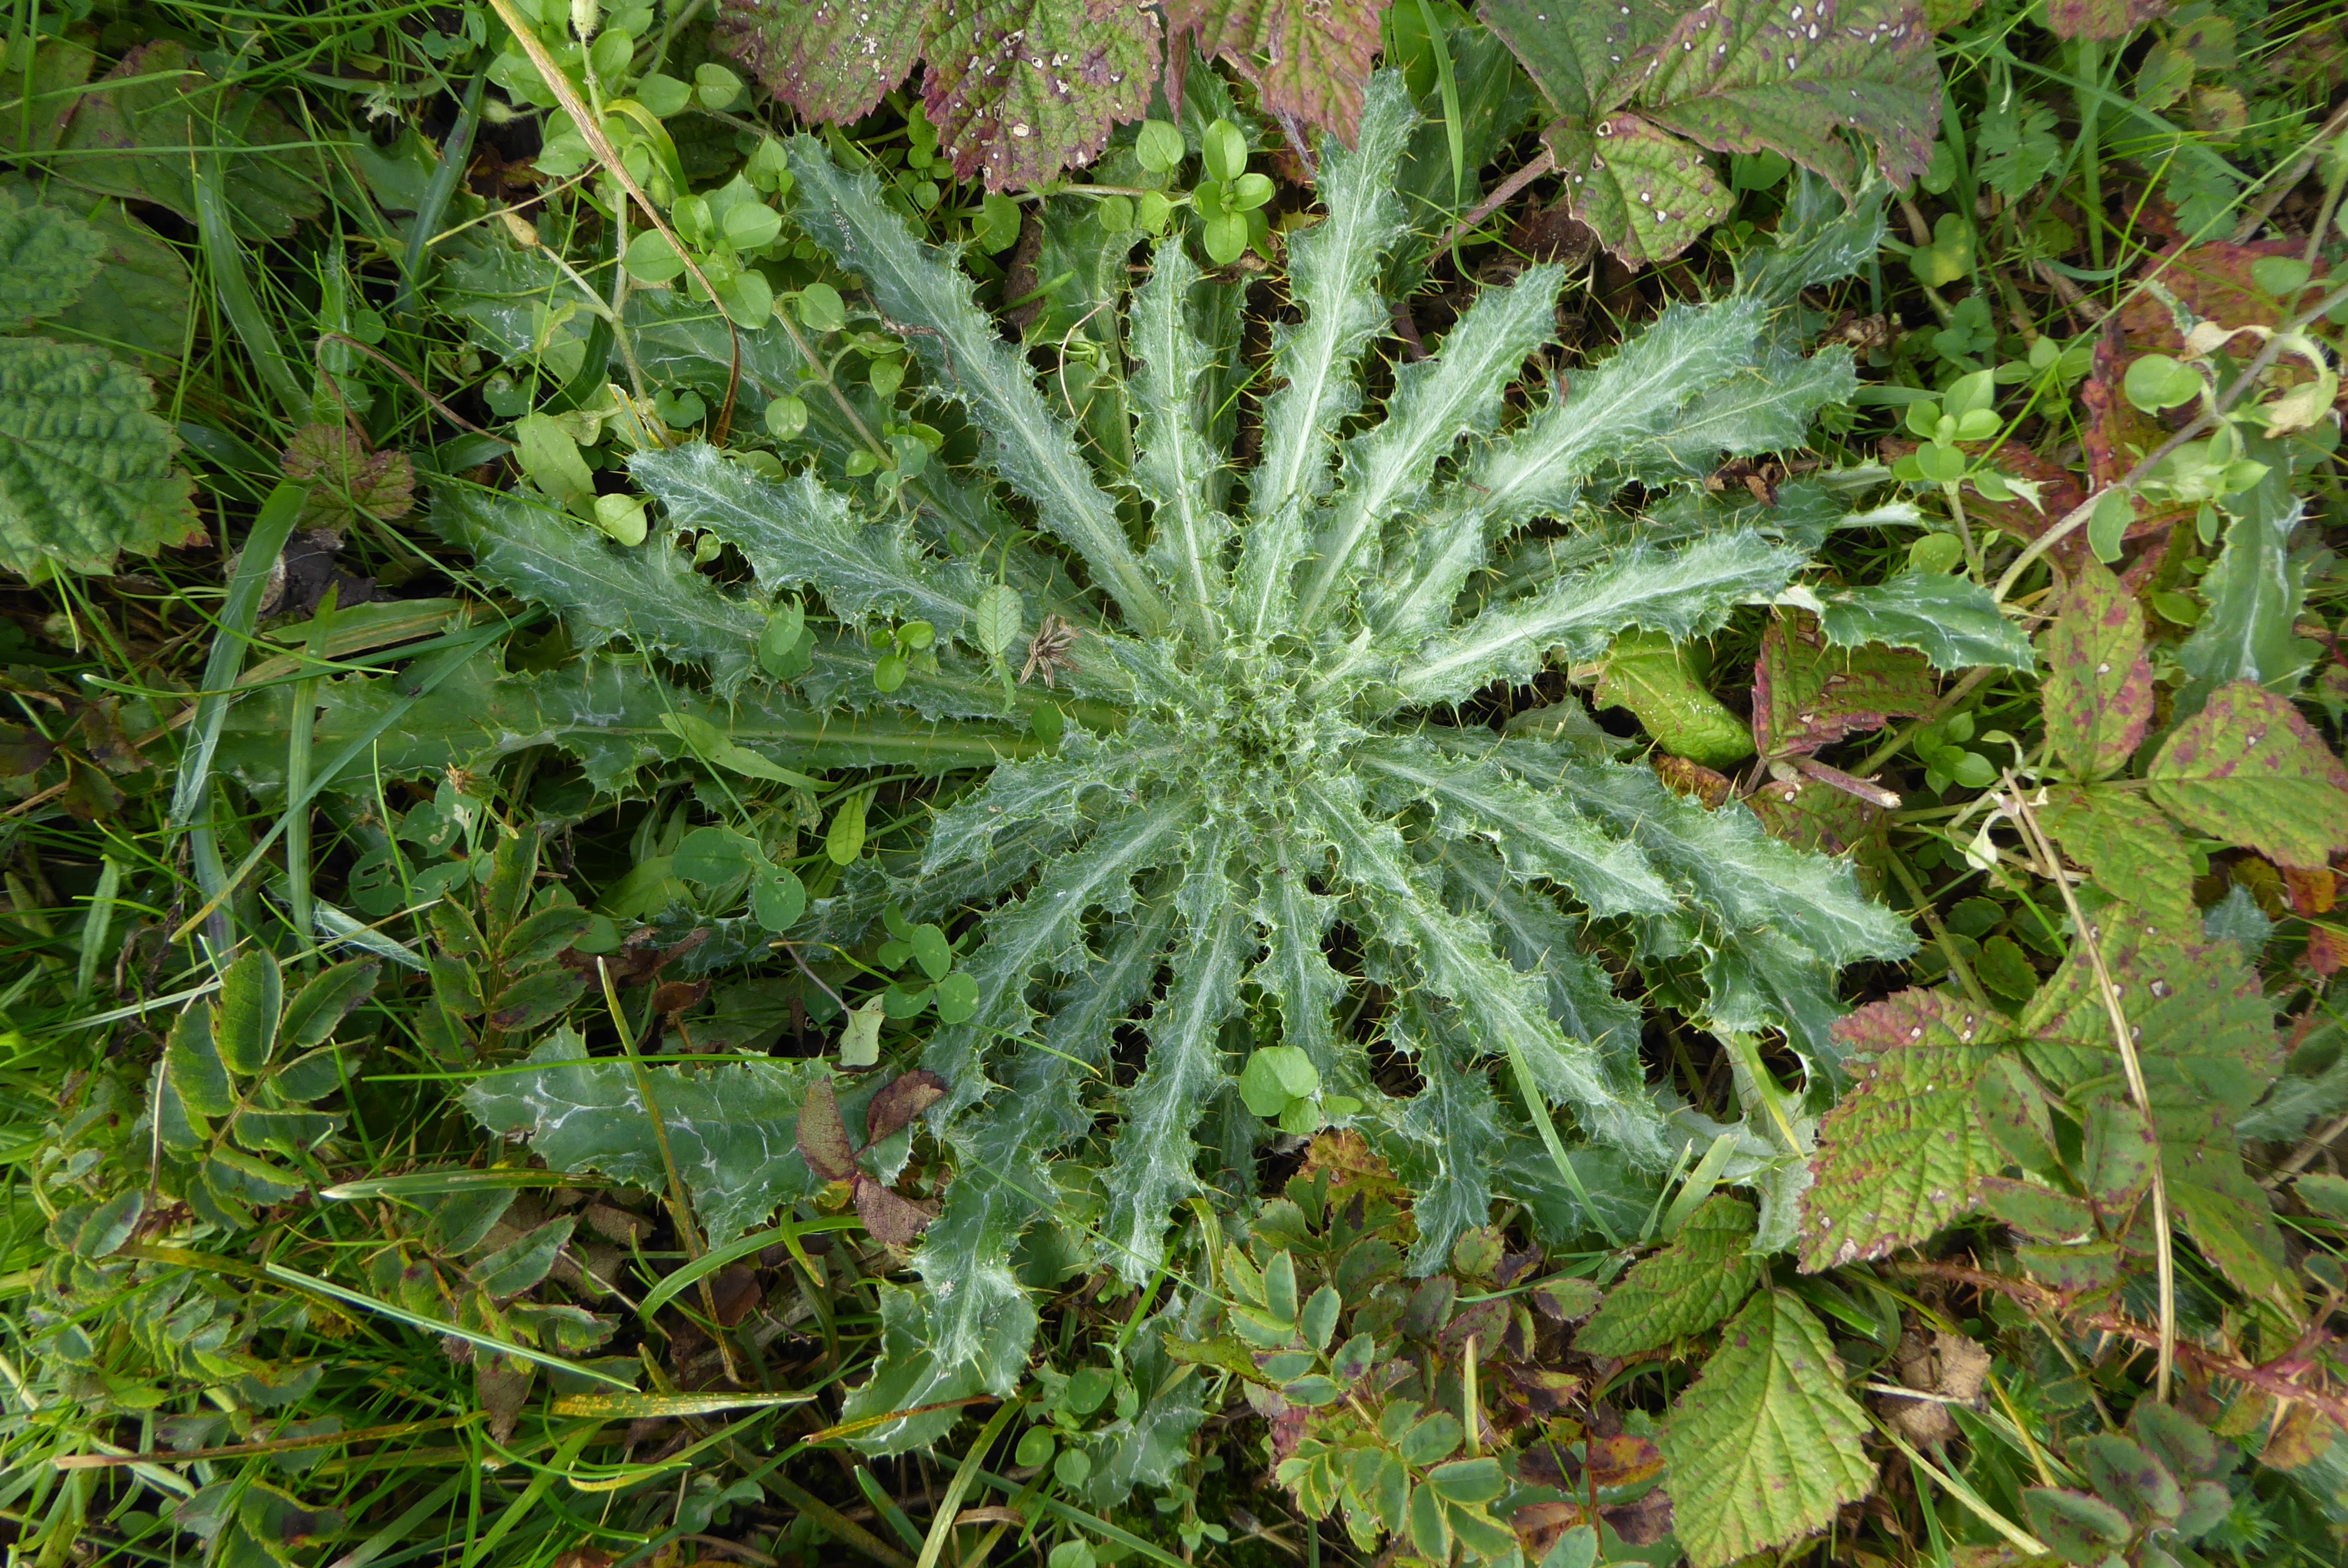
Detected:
[
  {"left": 436, "top": 486, "right": 767, "bottom": 696},
  {"left": 1398, "top": 530, "right": 1805, "bottom": 707},
  {"left": 633, "top": 444, "right": 985, "bottom": 643},
  {"left": 1249, "top": 822, "right": 1358, "bottom": 1096},
  {"left": 917, "top": 901, "right": 1178, "bottom": 1367},
  {"left": 1131, "top": 241, "right": 1236, "bottom": 640},
  {"left": 1388, "top": 993, "right": 1506, "bottom": 1273},
  {"left": 1102, "top": 831, "right": 1253, "bottom": 1280},
  {"left": 1811, "top": 572, "right": 2037, "bottom": 673},
  {"left": 1242, "top": 70, "right": 1415, "bottom": 553},
  {"left": 786, "top": 138, "right": 1167, "bottom": 633},
  {"left": 1296, "top": 263, "right": 1567, "bottom": 631},
  {"left": 463, "top": 1032, "right": 830, "bottom": 1245},
  {"left": 1658, "top": 1288, "right": 1876, "bottom": 1568}
]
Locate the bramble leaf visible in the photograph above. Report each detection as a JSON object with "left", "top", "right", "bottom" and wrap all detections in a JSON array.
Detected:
[
  {"left": 1752, "top": 611, "right": 1934, "bottom": 758},
  {"left": 1658, "top": 1288, "right": 1876, "bottom": 1568},
  {"left": 1576, "top": 1195, "right": 1761, "bottom": 1356},
  {"left": 714, "top": 0, "right": 930, "bottom": 124},
  {"left": 918, "top": 0, "right": 1161, "bottom": 190},
  {"left": 2039, "top": 563, "right": 2153, "bottom": 782},
  {"left": 1169, "top": 0, "right": 1389, "bottom": 147},
  {"left": 1797, "top": 988, "right": 2006, "bottom": 1270},
  {"left": 2144, "top": 680, "right": 2348, "bottom": 871},
  {"left": 2037, "top": 788, "right": 2197, "bottom": 934}
]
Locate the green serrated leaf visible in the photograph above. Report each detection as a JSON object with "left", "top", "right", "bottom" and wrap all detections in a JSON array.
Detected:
[
  {"left": 914, "top": 0, "right": 1160, "bottom": 190},
  {"left": 1658, "top": 1288, "right": 1877, "bottom": 1568},
  {"left": 1577, "top": 1194, "right": 1762, "bottom": 1356},
  {"left": 714, "top": 0, "right": 929, "bottom": 125},
  {"left": 1813, "top": 573, "right": 2037, "bottom": 673},
  {"left": 1797, "top": 988, "right": 2006, "bottom": 1270},
  {"left": 213, "top": 949, "right": 282, "bottom": 1076},
  {"left": 1546, "top": 111, "right": 1734, "bottom": 266},
  {"left": 2144, "top": 680, "right": 2348, "bottom": 871},
  {"left": 464, "top": 1032, "right": 831, "bottom": 1245},
  {"left": 2040, "top": 563, "right": 2153, "bottom": 782},
  {"left": 2037, "top": 787, "right": 2198, "bottom": 933},
  {"left": 0, "top": 188, "right": 102, "bottom": 325},
  {"left": 0, "top": 334, "right": 198, "bottom": 576},
  {"left": 1170, "top": 0, "right": 1386, "bottom": 145}
]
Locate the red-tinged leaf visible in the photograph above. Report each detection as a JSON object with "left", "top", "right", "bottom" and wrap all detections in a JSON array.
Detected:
[
  {"left": 0, "top": 722, "right": 56, "bottom": 776},
  {"left": 1798, "top": 988, "right": 2008, "bottom": 1271},
  {"left": 852, "top": 1171, "right": 939, "bottom": 1246},
  {"left": 920, "top": 0, "right": 1160, "bottom": 190},
  {"left": 1753, "top": 611, "right": 1935, "bottom": 758},
  {"left": 1169, "top": 0, "right": 1390, "bottom": 148},
  {"left": 715, "top": 0, "right": 932, "bottom": 125},
  {"left": 1747, "top": 775, "right": 1892, "bottom": 894},
  {"left": 1479, "top": 0, "right": 1676, "bottom": 121},
  {"left": 2043, "top": 0, "right": 2164, "bottom": 38},
  {"left": 2037, "top": 786, "right": 2198, "bottom": 934},
  {"left": 1633, "top": 0, "right": 1941, "bottom": 193},
  {"left": 863, "top": 1067, "right": 949, "bottom": 1144},
  {"left": 2145, "top": 681, "right": 2348, "bottom": 870},
  {"left": 796, "top": 1075, "right": 858, "bottom": 1182},
  {"left": 2113, "top": 241, "right": 2331, "bottom": 359},
  {"left": 2040, "top": 564, "right": 2153, "bottom": 782}
]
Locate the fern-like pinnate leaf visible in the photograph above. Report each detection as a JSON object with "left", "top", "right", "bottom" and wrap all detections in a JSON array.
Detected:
[{"left": 436, "top": 74, "right": 1917, "bottom": 1424}]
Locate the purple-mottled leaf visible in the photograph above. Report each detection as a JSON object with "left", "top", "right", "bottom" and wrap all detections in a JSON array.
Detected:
[
  {"left": 1171, "top": 0, "right": 1391, "bottom": 147},
  {"left": 1753, "top": 610, "right": 1935, "bottom": 758},
  {"left": 2145, "top": 680, "right": 2348, "bottom": 870},
  {"left": 2037, "top": 785, "right": 2197, "bottom": 934},
  {"left": 1635, "top": 0, "right": 1940, "bottom": 192},
  {"left": 2039, "top": 563, "right": 2151, "bottom": 782}
]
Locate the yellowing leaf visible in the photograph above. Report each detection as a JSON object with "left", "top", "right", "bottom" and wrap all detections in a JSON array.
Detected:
[{"left": 1659, "top": 1289, "right": 1875, "bottom": 1568}]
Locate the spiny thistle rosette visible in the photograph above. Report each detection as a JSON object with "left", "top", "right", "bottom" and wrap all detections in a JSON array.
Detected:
[{"left": 441, "top": 74, "right": 1914, "bottom": 1441}]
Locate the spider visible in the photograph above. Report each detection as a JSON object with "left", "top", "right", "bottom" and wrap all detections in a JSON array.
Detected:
[{"left": 1020, "top": 614, "right": 1080, "bottom": 688}]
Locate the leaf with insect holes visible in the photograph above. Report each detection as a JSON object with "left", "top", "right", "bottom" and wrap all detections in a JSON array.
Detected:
[
  {"left": 1797, "top": 988, "right": 2008, "bottom": 1271},
  {"left": 714, "top": 0, "right": 933, "bottom": 126},
  {"left": 917, "top": 0, "right": 1162, "bottom": 191},
  {"left": 1752, "top": 611, "right": 1934, "bottom": 758},
  {"left": 0, "top": 334, "right": 199, "bottom": 576},
  {"left": 1659, "top": 1288, "right": 1875, "bottom": 1568},
  {"left": 1544, "top": 111, "right": 1734, "bottom": 267},
  {"left": 2040, "top": 564, "right": 2153, "bottom": 782},
  {"left": 2036, "top": 787, "right": 2197, "bottom": 933},
  {"left": 1576, "top": 1195, "right": 1763, "bottom": 1356},
  {"left": 1168, "top": 0, "right": 1391, "bottom": 148},
  {"left": 2144, "top": 680, "right": 2348, "bottom": 870}
]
